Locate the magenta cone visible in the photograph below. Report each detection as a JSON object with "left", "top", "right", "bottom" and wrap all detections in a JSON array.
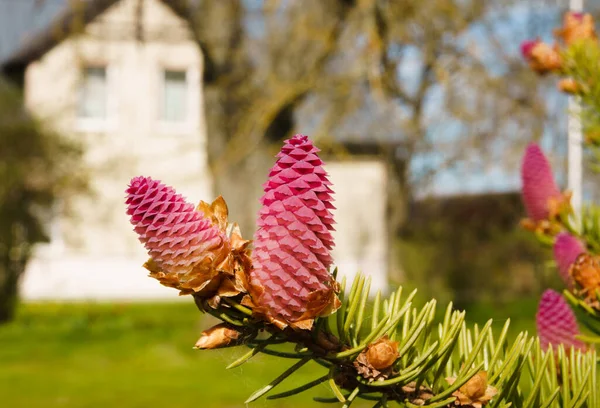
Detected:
[
  {"left": 554, "top": 233, "right": 586, "bottom": 287},
  {"left": 250, "top": 134, "right": 337, "bottom": 327},
  {"left": 521, "top": 143, "right": 562, "bottom": 221},
  {"left": 125, "top": 176, "right": 224, "bottom": 273},
  {"left": 536, "top": 289, "right": 585, "bottom": 351}
]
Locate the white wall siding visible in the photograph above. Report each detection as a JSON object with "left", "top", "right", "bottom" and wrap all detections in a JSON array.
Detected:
[
  {"left": 328, "top": 160, "right": 388, "bottom": 295},
  {"left": 21, "top": 0, "right": 209, "bottom": 300}
]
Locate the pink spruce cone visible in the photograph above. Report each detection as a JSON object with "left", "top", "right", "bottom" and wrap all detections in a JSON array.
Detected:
[
  {"left": 521, "top": 143, "right": 563, "bottom": 221},
  {"left": 554, "top": 233, "right": 586, "bottom": 287},
  {"left": 536, "top": 289, "right": 586, "bottom": 352},
  {"left": 249, "top": 134, "right": 340, "bottom": 330},
  {"left": 125, "top": 176, "right": 228, "bottom": 294}
]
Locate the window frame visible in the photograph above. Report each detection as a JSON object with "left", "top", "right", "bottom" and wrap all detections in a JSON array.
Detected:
[
  {"left": 157, "top": 65, "right": 199, "bottom": 134},
  {"left": 75, "top": 63, "right": 118, "bottom": 132}
]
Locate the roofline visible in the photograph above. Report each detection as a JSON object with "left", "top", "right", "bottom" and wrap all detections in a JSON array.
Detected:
[{"left": 0, "top": 0, "right": 194, "bottom": 72}]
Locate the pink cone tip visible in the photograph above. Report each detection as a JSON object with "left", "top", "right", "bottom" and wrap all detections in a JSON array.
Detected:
[
  {"left": 521, "top": 143, "right": 562, "bottom": 221},
  {"left": 125, "top": 176, "right": 223, "bottom": 272},
  {"left": 536, "top": 289, "right": 585, "bottom": 352}
]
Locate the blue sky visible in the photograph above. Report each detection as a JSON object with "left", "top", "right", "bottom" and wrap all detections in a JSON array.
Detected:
[{"left": 416, "top": 2, "right": 572, "bottom": 198}]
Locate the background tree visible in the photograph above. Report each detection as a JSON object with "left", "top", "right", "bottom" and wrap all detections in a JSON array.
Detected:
[
  {"left": 0, "top": 78, "right": 86, "bottom": 323},
  {"left": 168, "top": 0, "right": 565, "bottom": 282}
]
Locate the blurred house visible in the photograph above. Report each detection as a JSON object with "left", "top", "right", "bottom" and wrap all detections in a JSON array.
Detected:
[{"left": 0, "top": 0, "right": 389, "bottom": 299}]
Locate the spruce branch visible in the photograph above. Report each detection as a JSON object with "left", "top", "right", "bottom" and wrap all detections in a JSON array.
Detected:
[
  {"left": 124, "top": 133, "right": 599, "bottom": 406},
  {"left": 187, "top": 272, "right": 598, "bottom": 407}
]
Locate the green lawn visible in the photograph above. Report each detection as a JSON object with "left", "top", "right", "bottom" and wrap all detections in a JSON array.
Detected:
[{"left": 0, "top": 298, "right": 537, "bottom": 407}]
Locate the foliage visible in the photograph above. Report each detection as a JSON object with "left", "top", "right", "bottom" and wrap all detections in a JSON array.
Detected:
[
  {"left": 0, "top": 78, "right": 86, "bottom": 323},
  {"left": 519, "top": 8, "right": 600, "bottom": 351},
  {"left": 188, "top": 274, "right": 598, "bottom": 407},
  {"left": 124, "top": 134, "right": 599, "bottom": 406},
  {"left": 0, "top": 301, "right": 537, "bottom": 408},
  {"left": 398, "top": 193, "right": 549, "bottom": 307},
  {"left": 562, "top": 39, "right": 600, "bottom": 169}
]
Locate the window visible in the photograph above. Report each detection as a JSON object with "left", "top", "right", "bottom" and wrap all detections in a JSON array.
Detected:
[
  {"left": 78, "top": 66, "right": 108, "bottom": 119},
  {"left": 161, "top": 70, "right": 187, "bottom": 123}
]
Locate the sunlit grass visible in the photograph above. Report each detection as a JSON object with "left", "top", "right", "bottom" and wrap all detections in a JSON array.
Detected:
[{"left": 0, "top": 299, "right": 536, "bottom": 407}]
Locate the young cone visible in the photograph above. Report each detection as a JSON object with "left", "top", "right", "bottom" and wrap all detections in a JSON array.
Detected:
[
  {"left": 249, "top": 134, "right": 340, "bottom": 330},
  {"left": 125, "top": 176, "right": 248, "bottom": 301},
  {"left": 520, "top": 143, "right": 570, "bottom": 233},
  {"left": 536, "top": 289, "right": 586, "bottom": 352},
  {"left": 554, "top": 233, "right": 586, "bottom": 287}
]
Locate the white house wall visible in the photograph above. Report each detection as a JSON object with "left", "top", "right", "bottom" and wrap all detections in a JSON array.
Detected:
[
  {"left": 21, "top": 0, "right": 210, "bottom": 300},
  {"left": 19, "top": 0, "right": 389, "bottom": 300},
  {"left": 327, "top": 160, "right": 388, "bottom": 295}
]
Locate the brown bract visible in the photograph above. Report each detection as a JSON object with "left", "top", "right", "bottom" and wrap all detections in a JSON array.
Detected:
[
  {"left": 243, "top": 279, "right": 341, "bottom": 331},
  {"left": 520, "top": 191, "right": 572, "bottom": 235},
  {"left": 446, "top": 371, "right": 497, "bottom": 408},
  {"left": 401, "top": 382, "right": 435, "bottom": 406},
  {"left": 144, "top": 196, "right": 252, "bottom": 307},
  {"left": 354, "top": 336, "right": 399, "bottom": 381},
  {"left": 527, "top": 42, "right": 562, "bottom": 74},
  {"left": 555, "top": 12, "right": 597, "bottom": 46},
  {"left": 194, "top": 323, "right": 245, "bottom": 349},
  {"left": 569, "top": 253, "right": 600, "bottom": 310}
]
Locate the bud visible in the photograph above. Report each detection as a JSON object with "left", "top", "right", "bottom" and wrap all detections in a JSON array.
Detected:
[
  {"left": 569, "top": 253, "right": 600, "bottom": 310},
  {"left": 558, "top": 78, "right": 580, "bottom": 94},
  {"left": 555, "top": 11, "right": 597, "bottom": 46},
  {"left": 354, "top": 336, "right": 399, "bottom": 381},
  {"left": 536, "top": 289, "right": 586, "bottom": 351},
  {"left": 249, "top": 134, "right": 340, "bottom": 330},
  {"left": 194, "top": 323, "right": 243, "bottom": 349},
  {"left": 553, "top": 233, "right": 585, "bottom": 287},
  {"left": 520, "top": 39, "right": 562, "bottom": 74},
  {"left": 447, "top": 371, "right": 497, "bottom": 407},
  {"left": 365, "top": 336, "right": 400, "bottom": 370}
]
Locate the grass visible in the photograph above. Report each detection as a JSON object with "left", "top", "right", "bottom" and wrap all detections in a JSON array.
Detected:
[{"left": 0, "top": 297, "right": 537, "bottom": 407}]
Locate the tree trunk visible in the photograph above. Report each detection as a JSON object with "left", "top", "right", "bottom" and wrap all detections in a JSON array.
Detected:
[{"left": 0, "top": 259, "right": 23, "bottom": 324}]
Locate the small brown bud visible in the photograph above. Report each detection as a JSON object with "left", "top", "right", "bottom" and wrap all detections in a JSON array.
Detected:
[
  {"left": 366, "top": 336, "right": 400, "bottom": 370},
  {"left": 354, "top": 336, "right": 399, "bottom": 381},
  {"left": 461, "top": 371, "right": 487, "bottom": 399},
  {"left": 194, "top": 323, "right": 242, "bottom": 349},
  {"left": 447, "top": 371, "right": 497, "bottom": 408}
]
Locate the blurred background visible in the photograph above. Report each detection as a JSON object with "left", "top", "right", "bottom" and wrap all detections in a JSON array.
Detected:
[{"left": 0, "top": 0, "right": 595, "bottom": 406}]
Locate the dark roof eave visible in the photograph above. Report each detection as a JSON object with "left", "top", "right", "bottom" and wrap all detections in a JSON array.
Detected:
[{"left": 1, "top": 0, "right": 194, "bottom": 71}]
